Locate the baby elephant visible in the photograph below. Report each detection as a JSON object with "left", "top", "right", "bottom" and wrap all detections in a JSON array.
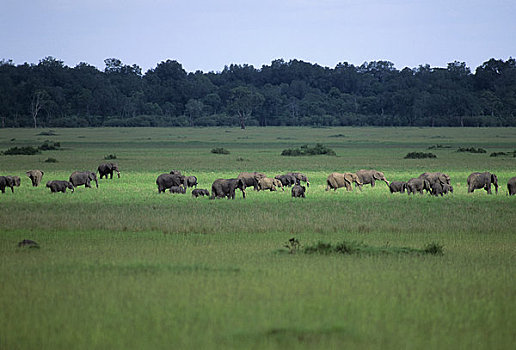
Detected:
[
  {"left": 46, "top": 180, "right": 74, "bottom": 193},
  {"left": 192, "top": 189, "right": 210, "bottom": 198},
  {"left": 389, "top": 181, "right": 407, "bottom": 194},
  {"left": 291, "top": 184, "right": 306, "bottom": 198},
  {"left": 169, "top": 185, "right": 186, "bottom": 194}
]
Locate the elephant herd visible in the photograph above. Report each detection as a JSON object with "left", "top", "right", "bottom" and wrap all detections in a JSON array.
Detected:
[
  {"left": 155, "top": 171, "right": 309, "bottom": 199},
  {"left": 0, "top": 163, "right": 119, "bottom": 194},
  {"left": 2, "top": 163, "right": 516, "bottom": 198}
]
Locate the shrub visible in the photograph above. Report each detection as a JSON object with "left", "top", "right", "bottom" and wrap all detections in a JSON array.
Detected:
[
  {"left": 428, "top": 144, "right": 451, "bottom": 149},
  {"left": 38, "top": 141, "right": 61, "bottom": 151},
  {"left": 404, "top": 152, "right": 437, "bottom": 159},
  {"left": 281, "top": 143, "right": 336, "bottom": 156},
  {"left": 301, "top": 240, "right": 444, "bottom": 256},
  {"left": 211, "top": 147, "right": 230, "bottom": 155},
  {"left": 457, "top": 147, "right": 486, "bottom": 153},
  {"left": 3, "top": 146, "right": 41, "bottom": 155},
  {"left": 490, "top": 152, "right": 507, "bottom": 157},
  {"left": 44, "top": 157, "right": 58, "bottom": 163},
  {"left": 37, "top": 130, "right": 57, "bottom": 136},
  {"left": 104, "top": 154, "right": 117, "bottom": 160}
]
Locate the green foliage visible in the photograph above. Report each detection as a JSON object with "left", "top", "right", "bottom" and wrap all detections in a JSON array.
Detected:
[
  {"left": 211, "top": 147, "right": 230, "bottom": 154},
  {"left": 44, "top": 157, "right": 58, "bottom": 163},
  {"left": 104, "top": 154, "right": 117, "bottom": 160},
  {"left": 283, "top": 237, "right": 301, "bottom": 254},
  {"left": 404, "top": 152, "right": 437, "bottom": 159},
  {"left": 427, "top": 144, "right": 451, "bottom": 149},
  {"left": 38, "top": 140, "right": 61, "bottom": 150},
  {"left": 281, "top": 143, "right": 336, "bottom": 156},
  {"left": 303, "top": 240, "right": 444, "bottom": 256},
  {"left": 2, "top": 146, "right": 41, "bottom": 155},
  {"left": 457, "top": 147, "right": 486, "bottom": 153}
]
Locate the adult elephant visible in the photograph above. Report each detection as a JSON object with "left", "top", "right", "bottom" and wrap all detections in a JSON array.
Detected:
[
  {"left": 98, "top": 163, "right": 120, "bottom": 179},
  {"left": 257, "top": 177, "right": 280, "bottom": 191},
  {"left": 287, "top": 172, "right": 310, "bottom": 187},
  {"left": 274, "top": 174, "right": 297, "bottom": 187},
  {"left": 46, "top": 180, "right": 74, "bottom": 193},
  {"left": 69, "top": 171, "right": 98, "bottom": 188},
  {"left": 211, "top": 178, "right": 246, "bottom": 199},
  {"left": 326, "top": 172, "right": 362, "bottom": 191},
  {"left": 0, "top": 176, "right": 20, "bottom": 193},
  {"left": 418, "top": 172, "right": 450, "bottom": 186},
  {"left": 467, "top": 172, "right": 498, "bottom": 194},
  {"left": 237, "top": 172, "right": 266, "bottom": 190},
  {"left": 507, "top": 177, "right": 516, "bottom": 196},
  {"left": 26, "top": 170, "right": 44, "bottom": 187},
  {"left": 355, "top": 169, "right": 389, "bottom": 190},
  {"left": 156, "top": 173, "right": 186, "bottom": 193},
  {"left": 406, "top": 178, "right": 431, "bottom": 195}
]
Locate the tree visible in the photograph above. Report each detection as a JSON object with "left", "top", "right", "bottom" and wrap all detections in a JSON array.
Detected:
[
  {"left": 229, "top": 86, "right": 264, "bottom": 129},
  {"left": 30, "top": 90, "right": 49, "bottom": 128}
]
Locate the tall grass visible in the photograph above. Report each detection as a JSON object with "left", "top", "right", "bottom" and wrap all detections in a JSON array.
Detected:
[{"left": 0, "top": 127, "right": 515, "bottom": 349}]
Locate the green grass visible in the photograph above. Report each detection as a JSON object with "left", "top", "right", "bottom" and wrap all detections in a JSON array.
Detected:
[{"left": 0, "top": 127, "right": 515, "bottom": 349}]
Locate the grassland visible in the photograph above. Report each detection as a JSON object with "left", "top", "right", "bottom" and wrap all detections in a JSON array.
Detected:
[{"left": 0, "top": 127, "right": 515, "bottom": 349}]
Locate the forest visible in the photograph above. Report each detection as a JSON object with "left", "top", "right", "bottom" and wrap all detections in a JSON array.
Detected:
[{"left": 0, "top": 56, "right": 515, "bottom": 128}]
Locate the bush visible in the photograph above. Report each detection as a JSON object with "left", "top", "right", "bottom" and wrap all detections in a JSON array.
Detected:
[
  {"left": 37, "top": 130, "right": 57, "bottom": 136},
  {"left": 457, "top": 147, "right": 486, "bottom": 153},
  {"left": 3, "top": 146, "right": 41, "bottom": 155},
  {"left": 428, "top": 144, "right": 451, "bottom": 149},
  {"left": 104, "top": 154, "right": 117, "bottom": 160},
  {"left": 281, "top": 143, "right": 336, "bottom": 156},
  {"left": 301, "top": 240, "right": 444, "bottom": 256},
  {"left": 404, "top": 152, "right": 437, "bottom": 159},
  {"left": 211, "top": 147, "right": 230, "bottom": 155},
  {"left": 44, "top": 157, "right": 58, "bottom": 163},
  {"left": 38, "top": 141, "right": 61, "bottom": 151}
]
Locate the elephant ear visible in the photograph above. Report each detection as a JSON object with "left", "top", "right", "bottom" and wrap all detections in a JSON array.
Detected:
[
  {"left": 491, "top": 173, "right": 497, "bottom": 183},
  {"left": 344, "top": 173, "right": 353, "bottom": 183}
]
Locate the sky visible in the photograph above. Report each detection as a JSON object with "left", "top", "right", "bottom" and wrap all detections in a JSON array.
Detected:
[{"left": 1, "top": 0, "right": 515, "bottom": 73}]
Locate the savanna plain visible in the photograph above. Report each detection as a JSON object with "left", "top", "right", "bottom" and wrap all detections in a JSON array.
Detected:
[{"left": 0, "top": 127, "right": 515, "bottom": 350}]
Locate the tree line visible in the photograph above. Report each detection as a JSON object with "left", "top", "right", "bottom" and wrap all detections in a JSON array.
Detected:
[{"left": 1, "top": 56, "right": 515, "bottom": 128}]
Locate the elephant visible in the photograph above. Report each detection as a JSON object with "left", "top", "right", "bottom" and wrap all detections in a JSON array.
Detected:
[
  {"left": 169, "top": 185, "right": 186, "bottom": 194},
  {"left": 467, "top": 172, "right": 498, "bottom": 194},
  {"left": 291, "top": 184, "right": 306, "bottom": 198},
  {"left": 355, "top": 169, "right": 389, "bottom": 190},
  {"left": 508, "top": 177, "right": 516, "bottom": 196},
  {"left": 210, "top": 178, "right": 246, "bottom": 199},
  {"left": 26, "top": 170, "right": 44, "bottom": 187},
  {"left": 192, "top": 189, "right": 210, "bottom": 198},
  {"left": 326, "top": 172, "right": 362, "bottom": 191},
  {"left": 184, "top": 176, "right": 198, "bottom": 188},
  {"left": 257, "top": 177, "right": 279, "bottom": 191},
  {"left": 156, "top": 173, "right": 186, "bottom": 193},
  {"left": 287, "top": 172, "right": 310, "bottom": 187},
  {"left": 0, "top": 176, "right": 19, "bottom": 193},
  {"left": 430, "top": 182, "right": 444, "bottom": 196},
  {"left": 170, "top": 170, "right": 182, "bottom": 176},
  {"left": 237, "top": 172, "right": 266, "bottom": 190},
  {"left": 274, "top": 174, "right": 297, "bottom": 187},
  {"left": 69, "top": 171, "right": 98, "bottom": 188},
  {"left": 406, "top": 178, "right": 431, "bottom": 195},
  {"left": 389, "top": 181, "right": 407, "bottom": 194},
  {"left": 98, "top": 163, "right": 120, "bottom": 179},
  {"left": 273, "top": 178, "right": 284, "bottom": 191},
  {"left": 418, "top": 172, "right": 451, "bottom": 186},
  {"left": 442, "top": 184, "right": 454, "bottom": 194},
  {"left": 46, "top": 180, "right": 74, "bottom": 193}
]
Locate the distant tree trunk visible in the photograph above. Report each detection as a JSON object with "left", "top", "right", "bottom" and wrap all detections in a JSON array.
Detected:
[
  {"left": 238, "top": 111, "right": 246, "bottom": 129},
  {"left": 31, "top": 91, "right": 44, "bottom": 128}
]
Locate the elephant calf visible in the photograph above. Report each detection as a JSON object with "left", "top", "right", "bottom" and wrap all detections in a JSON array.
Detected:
[
  {"left": 169, "top": 186, "right": 186, "bottom": 194},
  {"left": 46, "top": 180, "right": 74, "bottom": 193},
  {"left": 257, "top": 177, "right": 280, "bottom": 191},
  {"left": 98, "top": 163, "right": 120, "bottom": 179},
  {"left": 291, "top": 185, "right": 306, "bottom": 198},
  {"left": 192, "top": 189, "right": 210, "bottom": 198},
  {"left": 389, "top": 181, "right": 407, "bottom": 194},
  {"left": 407, "top": 178, "right": 431, "bottom": 195},
  {"left": 184, "top": 176, "right": 198, "bottom": 188}
]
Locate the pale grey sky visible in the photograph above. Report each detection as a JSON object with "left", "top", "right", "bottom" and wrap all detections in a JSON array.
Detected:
[{"left": 1, "top": 0, "right": 514, "bottom": 72}]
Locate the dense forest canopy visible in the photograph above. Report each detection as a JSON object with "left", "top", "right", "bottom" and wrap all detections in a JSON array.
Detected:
[{"left": 1, "top": 57, "right": 515, "bottom": 128}]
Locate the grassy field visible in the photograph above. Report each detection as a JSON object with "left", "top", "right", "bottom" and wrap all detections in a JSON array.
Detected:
[{"left": 0, "top": 127, "right": 515, "bottom": 349}]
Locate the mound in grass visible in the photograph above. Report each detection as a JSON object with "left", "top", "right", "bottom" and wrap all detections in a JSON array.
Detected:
[
  {"left": 2, "top": 146, "right": 41, "bottom": 155},
  {"left": 211, "top": 147, "right": 230, "bottom": 154},
  {"left": 281, "top": 239, "right": 443, "bottom": 256},
  {"left": 457, "top": 147, "right": 486, "bottom": 153}
]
